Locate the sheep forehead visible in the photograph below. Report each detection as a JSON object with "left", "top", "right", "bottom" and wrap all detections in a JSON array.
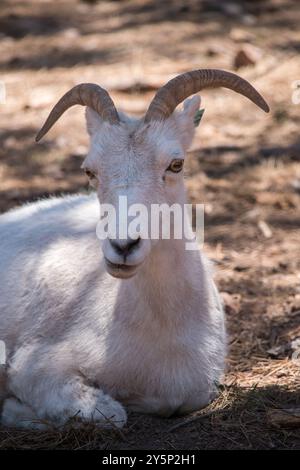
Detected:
[{"left": 86, "top": 119, "right": 183, "bottom": 175}]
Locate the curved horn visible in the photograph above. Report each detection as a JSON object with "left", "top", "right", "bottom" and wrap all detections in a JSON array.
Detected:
[
  {"left": 36, "top": 83, "right": 119, "bottom": 142},
  {"left": 144, "top": 69, "right": 269, "bottom": 122}
]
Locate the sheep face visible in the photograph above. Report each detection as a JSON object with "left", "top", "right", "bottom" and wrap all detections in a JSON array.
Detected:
[{"left": 82, "top": 96, "right": 201, "bottom": 279}]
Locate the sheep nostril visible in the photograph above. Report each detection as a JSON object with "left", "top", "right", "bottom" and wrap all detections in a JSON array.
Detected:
[{"left": 109, "top": 237, "right": 141, "bottom": 256}]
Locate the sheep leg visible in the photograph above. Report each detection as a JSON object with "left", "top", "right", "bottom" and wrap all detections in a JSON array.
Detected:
[
  {"left": 1, "top": 384, "right": 126, "bottom": 430},
  {"left": 1, "top": 397, "right": 48, "bottom": 430},
  {"left": 2, "top": 375, "right": 127, "bottom": 429},
  {"left": 3, "top": 346, "right": 127, "bottom": 429}
]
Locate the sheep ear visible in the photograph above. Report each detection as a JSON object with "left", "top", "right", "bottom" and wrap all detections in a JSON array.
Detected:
[
  {"left": 183, "top": 95, "right": 201, "bottom": 119},
  {"left": 85, "top": 107, "right": 103, "bottom": 136},
  {"left": 176, "top": 95, "right": 201, "bottom": 151}
]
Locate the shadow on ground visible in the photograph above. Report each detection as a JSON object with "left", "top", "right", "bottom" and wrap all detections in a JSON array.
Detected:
[{"left": 0, "top": 384, "right": 299, "bottom": 450}]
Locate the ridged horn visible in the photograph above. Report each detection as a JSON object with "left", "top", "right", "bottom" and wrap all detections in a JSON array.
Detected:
[
  {"left": 144, "top": 69, "right": 269, "bottom": 122},
  {"left": 36, "top": 83, "right": 119, "bottom": 142}
]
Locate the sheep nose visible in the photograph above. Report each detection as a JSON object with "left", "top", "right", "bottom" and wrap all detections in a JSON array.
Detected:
[{"left": 109, "top": 237, "right": 141, "bottom": 256}]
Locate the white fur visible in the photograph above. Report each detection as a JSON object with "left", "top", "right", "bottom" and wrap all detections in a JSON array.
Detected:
[{"left": 0, "top": 95, "right": 226, "bottom": 429}]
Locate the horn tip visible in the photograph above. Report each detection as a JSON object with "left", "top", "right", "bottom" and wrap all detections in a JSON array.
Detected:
[
  {"left": 258, "top": 96, "right": 270, "bottom": 113},
  {"left": 262, "top": 102, "right": 270, "bottom": 113},
  {"left": 35, "top": 131, "right": 43, "bottom": 142}
]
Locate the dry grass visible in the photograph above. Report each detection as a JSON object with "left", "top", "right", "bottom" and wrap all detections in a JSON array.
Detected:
[{"left": 1, "top": 382, "right": 300, "bottom": 450}]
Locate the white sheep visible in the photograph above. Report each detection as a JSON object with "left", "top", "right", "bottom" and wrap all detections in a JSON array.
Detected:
[{"left": 0, "top": 69, "right": 269, "bottom": 429}]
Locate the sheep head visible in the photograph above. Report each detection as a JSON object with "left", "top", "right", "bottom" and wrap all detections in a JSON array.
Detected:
[{"left": 36, "top": 69, "right": 269, "bottom": 279}]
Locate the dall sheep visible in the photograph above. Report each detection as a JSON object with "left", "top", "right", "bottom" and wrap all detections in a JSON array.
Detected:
[{"left": 0, "top": 69, "right": 269, "bottom": 429}]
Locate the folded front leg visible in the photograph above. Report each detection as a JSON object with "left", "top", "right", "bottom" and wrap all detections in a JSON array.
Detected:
[{"left": 3, "top": 345, "right": 127, "bottom": 429}]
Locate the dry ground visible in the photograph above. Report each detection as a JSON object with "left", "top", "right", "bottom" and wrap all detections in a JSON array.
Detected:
[{"left": 0, "top": 0, "right": 300, "bottom": 450}]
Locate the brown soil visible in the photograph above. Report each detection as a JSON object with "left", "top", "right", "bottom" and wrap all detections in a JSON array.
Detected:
[{"left": 0, "top": 0, "right": 300, "bottom": 450}]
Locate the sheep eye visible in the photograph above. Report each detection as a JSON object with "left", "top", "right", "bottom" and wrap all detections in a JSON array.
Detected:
[
  {"left": 166, "top": 159, "right": 184, "bottom": 173},
  {"left": 84, "top": 169, "right": 96, "bottom": 179}
]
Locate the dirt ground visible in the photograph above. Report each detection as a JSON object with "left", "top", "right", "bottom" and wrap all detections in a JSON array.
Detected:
[{"left": 0, "top": 0, "right": 300, "bottom": 450}]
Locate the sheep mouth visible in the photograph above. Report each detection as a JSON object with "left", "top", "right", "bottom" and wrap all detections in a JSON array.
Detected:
[{"left": 104, "top": 259, "right": 139, "bottom": 279}]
